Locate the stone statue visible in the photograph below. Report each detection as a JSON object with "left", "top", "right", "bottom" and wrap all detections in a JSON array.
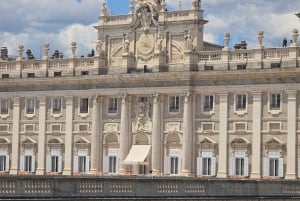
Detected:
[
  {"left": 96, "top": 40, "right": 103, "bottom": 55},
  {"left": 122, "top": 34, "right": 130, "bottom": 54},
  {"left": 184, "top": 30, "right": 194, "bottom": 51},
  {"left": 156, "top": 33, "right": 163, "bottom": 53}
]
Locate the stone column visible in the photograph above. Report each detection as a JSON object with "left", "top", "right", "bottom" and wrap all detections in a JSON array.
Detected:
[
  {"left": 90, "top": 96, "right": 102, "bottom": 175},
  {"left": 63, "top": 96, "right": 73, "bottom": 175},
  {"left": 118, "top": 94, "right": 130, "bottom": 175},
  {"left": 10, "top": 97, "right": 20, "bottom": 175},
  {"left": 181, "top": 92, "right": 193, "bottom": 176},
  {"left": 152, "top": 93, "right": 162, "bottom": 176},
  {"left": 286, "top": 90, "right": 297, "bottom": 179},
  {"left": 251, "top": 92, "right": 262, "bottom": 179},
  {"left": 217, "top": 93, "right": 228, "bottom": 178},
  {"left": 36, "top": 97, "right": 47, "bottom": 175}
]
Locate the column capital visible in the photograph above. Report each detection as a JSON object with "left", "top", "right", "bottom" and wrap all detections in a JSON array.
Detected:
[
  {"left": 38, "top": 96, "right": 47, "bottom": 105},
  {"left": 92, "top": 95, "right": 103, "bottom": 104},
  {"left": 11, "top": 97, "right": 21, "bottom": 103},
  {"left": 151, "top": 93, "right": 160, "bottom": 103},
  {"left": 286, "top": 90, "right": 297, "bottom": 96},
  {"left": 65, "top": 96, "right": 73, "bottom": 105}
]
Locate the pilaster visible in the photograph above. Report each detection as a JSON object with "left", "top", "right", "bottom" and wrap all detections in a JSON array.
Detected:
[
  {"left": 90, "top": 96, "right": 103, "bottom": 175},
  {"left": 151, "top": 93, "right": 162, "bottom": 176},
  {"left": 63, "top": 96, "right": 73, "bottom": 175},
  {"left": 36, "top": 97, "right": 47, "bottom": 175},
  {"left": 181, "top": 92, "right": 193, "bottom": 176},
  {"left": 10, "top": 97, "right": 20, "bottom": 175},
  {"left": 286, "top": 90, "right": 297, "bottom": 179},
  {"left": 217, "top": 93, "right": 228, "bottom": 178},
  {"left": 251, "top": 92, "right": 262, "bottom": 179},
  {"left": 118, "top": 94, "right": 130, "bottom": 175}
]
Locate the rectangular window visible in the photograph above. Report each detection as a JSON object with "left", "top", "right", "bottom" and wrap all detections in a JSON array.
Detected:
[
  {"left": 2, "top": 74, "right": 9, "bottom": 79},
  {"left": 138, "top": 96, "right": 148, "bottom": 103},
  {"left": 0, "top": 99, "right": 8, "bottom": 115},
  {"left": 51, "top": 156, "right": 59, "bottom": 172},
  {"left": 270, "top": 94, "right": 281, "bottom": 109},
  {"left": 54, "top": 71, "right": 61, "bottom": 77},
  {"left": 237, "top": 64, "right": 246, "bottom": 70},
  {"left": 169, "top": 96, "right": 180, "bottom": 113},
  {"left": 108, "top": 98, "right": 118, "bottom": 113},
  {"left": 202, "top": 157, "right": 211, "bottom": 176},
  {"left": 236, "top": 95, "right": 247, "bottom": 110},
  {"left": 78, "top": 156, "right": 86, "bottom": 173},
  {"left": 269, "top": 158, "right": 279, "bottom": 176},
  {"left": 80, "top": 98, "right": 89, "bottom": 114},
  {"left": 170, "top": 156, "right": 179, "bottom": 175},
  {"left": 204, "top": 66, "right": 214, "bottom": 71},
  {"left": 108, "top": 156, "right": 117, "bottom": 173},
  {"left": 235, "top": 158, "right": 245, "bottom": 176},
  {"left": 0, "top": 155, "right": 6, "bottom": 171},
  {"left": 26, "top": 99, "right": 35, "bottom": 114},
  {"left": 204, "top": 96, "right": 214, "bottom": 111},
  {"left": 52, "top": 98, "right": 62, "bottom": 114},
  {"left": 24, "top": 156, "right": 32, "bottom": 172}
]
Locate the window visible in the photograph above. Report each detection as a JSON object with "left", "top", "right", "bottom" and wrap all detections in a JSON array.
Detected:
[
  {"left": 108, "top": 98, "right": 118, "bottom": 113},
  {"left": 236, "top": 95, "right": 246, "bottom": 110},
  {"left": 138, "top": 96, "right": 148, "bottom": 103},
  {"left": 52, "top": 98, "right": 62, "bottom": 114},
  {"left": 51, "top": 156, "right": 59, "bottom": 172},
  {"left": 237, "top": 64, "right": 246, "bottom": 70},
  {"left": 270, "top": 93, "right": 281, "bottom": 109},
  {"left": 27, "top": 73, "right": 35, "bottom": 78},
  {"left": 197, "top": 150, "right": 216, "bottom": 176},
  {"left": 108, "top": 155, "right": 117, "bottom": 173},
  {"left": 26, "top": 98, "right": 35, "bottom": 114},
  {"left": 229, "top": 150, "right": 248, "bottom": 177},
  {"left": 24, "top": 156, "right": 32, "bottom": 172},
  {"left": 79, "top": 98, "right": 89, "bottom": 114},
  {"left": 0, "top": 99, "right": 8, "bottom": 115},
  {"left": 54, "top": 71, "right": 61, "bottom": 77},
  {"left": 81, "top": 71, "right": 89, "bottom": 76},
  {"left": 169, "top": 96, "right": 180, "bottom": 113},
  {"left": 263, "top": 150, "right": 283, "bottom": 177},
  {"left": 170, "top": 156, "right": 179, "bottom": 175},
  {"left": 204, "top": 66, "right": 213, "bottom": 71},
  {"left": 2, "top": 74, "right": 9, "bottom": 79},
  {"left": 78, "top": 156, "right": 87, "bottom": 173},
  {"left": 202, "top": 157, "right": 211, "bottom": 175},
  {"left": 0, "top": 155, "right": 6, "bottom": 171},
  {"left": 269, "top": 158, "right": 279, "bottom": 176},
  {"left": 204, "top": 95, "right": 214, "bottom": 112}
]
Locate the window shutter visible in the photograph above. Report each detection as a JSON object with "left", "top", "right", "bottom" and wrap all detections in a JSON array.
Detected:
[
  {"left": 86, "top": 156, "right": 90, "bottom": 173},
  {"left": 244, "top": 157, "right": 249, "bottom": 177},
  {"left": 164, "top": 155, "right": 170, "bottom": 175},
  {"left": 5, "top": 155, "right": 9, "bottom": 171},
  {"left": 279, "top": 158, "right": 284, "bottom": 178},
  {"left": 73, "top": 155, "right": 78, "bottom": 173},
  {"left": 46, "top": 155, "right": 51, "bottom": 172},
  {"left": 58, "top": 155, "right": 62, "bottom": 173},
  {"left": 31, "top": 155, "right": 35, "bottom": 172},
  {"left": 211, "top": 157, "right": 216, "bottom": 176},
  {"left": 103, "top": 155, "right": 108, "bottom": 174},
  {"left": 20, "top": 155, "right": 24, "bottom": 172},
  {"left": 229, "top": 157, "right": 235, "bottom": 176},
  {"left": 263, "top": 157, "right": 269, "bottom": 177},
  {"left": 196, "top": 157, "right": 202, "bottom": 176}
]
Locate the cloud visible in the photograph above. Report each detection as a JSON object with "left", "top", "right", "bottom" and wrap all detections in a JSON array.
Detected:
[{"left": 1, "top": 0, "right": 300, "bottom": 59}]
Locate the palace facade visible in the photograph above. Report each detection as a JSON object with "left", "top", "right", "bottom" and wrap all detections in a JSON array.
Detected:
[{"left": 0, "top": 0, "right": 299, "bottom": 180}]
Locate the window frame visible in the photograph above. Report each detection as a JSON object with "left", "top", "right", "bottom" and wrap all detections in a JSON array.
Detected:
[
  {"left": 234, "top": 94, "right": 248, "bottom": 115},
  {"left": 25, "top": 98, "right": 36, "bottom": 117},
  {"left": 78, "top": 97, "right": 89, "bottom": 117},
  {"left": 268, "top": 92, "right": 282, "bottom": 115},
  {"left": 202, "top": 95, "right": 215, "bottom": 114},
  {"left": 51, "top": 97, "right": 62, "bottom": 117},
  {"left": 0, "top": 99, "right": 9, "bottom": 118},
  {"left": 108, "top": 97, "right": 118, "bottom": 114},
  {"left": 169, "top": 96, "right": 180, "bottom": 113}
]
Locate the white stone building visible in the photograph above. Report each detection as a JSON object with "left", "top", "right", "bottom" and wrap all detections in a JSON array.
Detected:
[{"left": 0, "top": 0, "right": 299, "bottom": 180}]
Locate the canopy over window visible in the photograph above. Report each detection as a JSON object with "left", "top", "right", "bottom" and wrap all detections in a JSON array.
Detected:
[{"left": 123, "top": 145, "right": 151, "bottom": 165}]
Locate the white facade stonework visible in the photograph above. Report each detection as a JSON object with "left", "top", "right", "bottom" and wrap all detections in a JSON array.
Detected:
[{"left": 0, "top": 0, "right": 299, "bottom": 180}]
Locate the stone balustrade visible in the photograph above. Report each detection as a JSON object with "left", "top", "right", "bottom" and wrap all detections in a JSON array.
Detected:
[{"left": 0, "top": 176, "right": 299, "bottom": 200}]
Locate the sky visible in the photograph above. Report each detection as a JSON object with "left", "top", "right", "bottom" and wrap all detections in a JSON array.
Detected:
[{"left": 0, "top": 0, "right": 300, "bottom": 58}]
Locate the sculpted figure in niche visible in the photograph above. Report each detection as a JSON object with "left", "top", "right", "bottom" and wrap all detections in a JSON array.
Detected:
[
  {"left": 96, "top": 40, "right": 103, "bottom": 55},
  {"left": 184, "top": 30, "right": 194, "bottom": 51},
  {"left": 156, "top": 32, "right": 163, "bottom": 53},
  {"left": 122, "top": 34, "right": 130, "bottom": 54},
  {"left": 138, "top": 6, "right": 152, "bottom": 32}
]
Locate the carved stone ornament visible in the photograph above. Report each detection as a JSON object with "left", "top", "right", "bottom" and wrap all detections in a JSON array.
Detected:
[
  {"left": 137, "top": 33, "right": 155, "bottom": 59},
  {"left": 133, "top": 102, "right": 152, "bottom": 133}
]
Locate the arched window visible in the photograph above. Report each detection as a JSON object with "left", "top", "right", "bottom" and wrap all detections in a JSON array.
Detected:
[
  {"left": 73, "top": 138, "right": 90, "bottom": 174},
  {"left": 20, "top": 138, "right": 37, "bottom": 173},
  {"left": 197, "top": 137, "right": 217, "bottom": 177},
  {"left": 46, "top": 138, "right": 63, "bottom": 174},
  {"left": 164, "top": 133, "right": 182, "bottom": 176},
  {"left": 229, "top": 138, "right": 250, "bottom": 177},
  {"left": 0, "top": 138, "right": 10, "bottom": 172}
]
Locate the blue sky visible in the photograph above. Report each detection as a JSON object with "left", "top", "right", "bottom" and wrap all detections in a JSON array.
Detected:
[{"left": 0, "top": 0, "right": 300, "bottom": 57}]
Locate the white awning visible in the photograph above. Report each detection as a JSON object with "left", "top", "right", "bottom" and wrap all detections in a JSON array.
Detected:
[{"left": 123, "top": 145, "right": 151, "bottom": 165}]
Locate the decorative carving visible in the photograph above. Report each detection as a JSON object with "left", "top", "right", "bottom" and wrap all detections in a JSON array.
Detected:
[
  {"left": 96, "top": 40, "right": 104, "bottom": 56},
  {"left": 105, "top": 123, "right": 119, "bottom": 133},
  {"left": 122, "top": 34, "right": 130, "bottom": 55},
  {"left": 184, "top": 30, "right": 195, "bottom": 52},
  {"left": 133, "top": 102, "right": 152, "bottom": 132},
  {"left": 166, "top": 122, "right": 181, "bottom": 132},
  {"left": 155, "top": 32, "right": 163, "bottom": 54},
  {"left": 223, "top": 32, "right": 230, "bottom": 51},
  {"left": 137, "top": 33, "right": 155, "bottom": 59}
]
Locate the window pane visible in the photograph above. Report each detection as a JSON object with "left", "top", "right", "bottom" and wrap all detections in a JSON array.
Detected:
[
  {"left": 53, "top": 98, "right": 62, "bottom": 114},
  {"left": 236, "top": 95, "right": 246, "bottom": 110},
  {"left": 170, "top": 96, "right": 179, "bottom": 112},
  {"left": 25, "top": 156, "right": 32, "bottom": 172},
  {"left": 170, "top": 157, "right": 178, "bottom": 175},
  {"left": 0, "top": 156, "right": 6, "bottom": 171},
  {"left": 270, "top": 94, "right": 280, "bottom": 109},
  {"left": 26, "top": 99, "right": 35, "bottom": 114},
  {"left": 1, "top": 100, "right": 8, "bottom": 114},
  {"left": 51, "top": 156, "right": 59, "bottom": 172},
  {"left": 80, "top": 98, "right": 89, "bottom": 114},
  {"left": 108, "top": 98, "right": 118, "bottom": 113},
  {"left": 204, "top": 96, "right": 213, "bottom": 111},
  {"left": 78, "top": 156, "right": 86, "bottom": 173},
  {"left": 235, "top": 158, "right": 244, "bottom": 176},
  {"left": 203, "top": 157, "right": 211, "bottom": 175},
  {"left": 109, "top": 156, "right": 117, "bottom": 173},
  {"left": 269, "top": 158, "right": 279, "bottom": 176}
]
